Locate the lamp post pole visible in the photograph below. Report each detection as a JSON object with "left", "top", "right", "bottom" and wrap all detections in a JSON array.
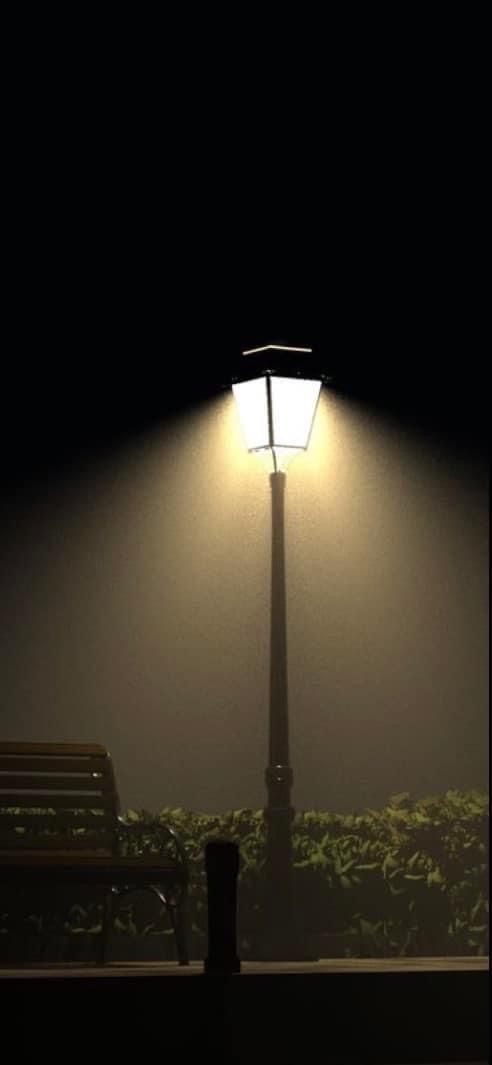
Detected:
[{"left": 262, "top": 468, "right": 297, "bottom": 958}]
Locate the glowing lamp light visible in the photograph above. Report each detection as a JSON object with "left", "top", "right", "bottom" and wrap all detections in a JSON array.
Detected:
[{"left": 232, "top": 345, "right": 322, "bottom": 467}]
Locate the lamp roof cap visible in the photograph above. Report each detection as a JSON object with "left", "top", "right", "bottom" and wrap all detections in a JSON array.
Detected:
[{"left": 232, "top": 343, "right": 332, "bottom": 384}]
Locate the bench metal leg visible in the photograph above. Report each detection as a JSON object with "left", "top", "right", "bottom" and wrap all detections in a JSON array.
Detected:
[
  {"left": 173, "top": 901, "right": 189, "bottom": 966},
  {"left": 166, "top": 898, "right": 189, "bottom": 965},
  {"left": 98, "top": 888, "right": 114, "bottom": 965},
  {"left": 107, "top": 883, "right": 190, "bottom": 965},
  {"left": 149, "top": 886, "right": 189, "bottom": 965}
]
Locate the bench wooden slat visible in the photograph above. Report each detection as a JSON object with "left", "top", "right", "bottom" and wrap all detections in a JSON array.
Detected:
[
  {"left": 0, "top": 812, "right": 114, "bottom": 829},
  {"left": 0, "top": 852, "right": 127, "bottom": 866},
  {"left": 0, "top": 856, "right": 186, "bottom": 884},
  {"left": 0, "top": 835, "right": 114, "bottom": 851},
  {"left": 0, "top": 775, "right": 113, "bottom": 791},
  {"left": 0, "top": 757, "right": 110, "bottom": 773},
  {"left": 0, "top": 793, "right": 116, "bottom": 810},
  {"left": 0, "top": 854, "right": 184, "bottom": 871},
  {"left": 0, "top": 743, "right": 108, "bottom": 757}
]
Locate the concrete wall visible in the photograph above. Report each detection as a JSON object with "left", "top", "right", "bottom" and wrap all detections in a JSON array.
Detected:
[{"left": 1, "top": 390, "right": 488, "bottom": 812}]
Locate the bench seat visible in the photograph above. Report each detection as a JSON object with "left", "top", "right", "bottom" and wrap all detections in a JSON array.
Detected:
[{"left": 0, "top": 742, "right": 189, "bottom": 964}]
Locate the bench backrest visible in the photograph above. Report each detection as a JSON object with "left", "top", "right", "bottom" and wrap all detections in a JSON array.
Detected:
[{"left": 0, "top": 743, "right": 119, "bottom": 858}]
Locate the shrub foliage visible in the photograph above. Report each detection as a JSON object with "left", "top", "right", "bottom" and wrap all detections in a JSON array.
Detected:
[{"left": 1, "top": 790, "right": 488, "bottom": 958}]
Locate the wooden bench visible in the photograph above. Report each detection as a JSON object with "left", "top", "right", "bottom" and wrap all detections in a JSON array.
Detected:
[{"left": 0, "top": 742, "right": 189, "bottom": 964}]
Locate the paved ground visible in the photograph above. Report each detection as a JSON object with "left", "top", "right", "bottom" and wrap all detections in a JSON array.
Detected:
[
  {"left": 1, "top": 958, "right": 487, "bottom": 1062},
  {"left": 0, "top": 954, "right": 488, "bottom": 977}
]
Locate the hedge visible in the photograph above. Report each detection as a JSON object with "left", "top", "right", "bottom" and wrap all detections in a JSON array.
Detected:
[{"left": 0, "top": 790, "right": 488, "bottom": 959}]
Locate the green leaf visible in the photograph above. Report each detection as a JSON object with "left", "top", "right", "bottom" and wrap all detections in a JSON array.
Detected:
[
  {"left": 389, "top": 792, "right": 411, "bottom": 807},
  {"left": 339, "top": 858, "right": 358, "bottom": 874},
  {"left": 427, "top": 869, "right": 444, "bottom": 886},
  {"left": 126, "top": 809, "right": 140, "bottom": 823},
  {"left": 407, "top": 851, "right": 420, "bottom": 870},
  {"left": 470, "top": 898, "right": 484, "bottom": 922},
  {"left": 382, "top": 854, "right": 400, "bottom": 876},
  {"left": 360, "top": 919, "right": 379, "bottom": 938}
]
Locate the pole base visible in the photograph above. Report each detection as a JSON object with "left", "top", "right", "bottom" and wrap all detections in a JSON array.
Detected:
[{"left": 204, "top": 955, "right": 241, "bottom": 975}]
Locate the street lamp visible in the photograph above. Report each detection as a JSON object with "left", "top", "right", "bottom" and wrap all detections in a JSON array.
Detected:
[{"left": 232, "top": 344, "right": 327, "bottom": 960}]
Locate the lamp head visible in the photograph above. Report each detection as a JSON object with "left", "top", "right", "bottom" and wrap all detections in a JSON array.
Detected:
[{"left": 232, "top": 345, "right": 329, "bottom": 468}]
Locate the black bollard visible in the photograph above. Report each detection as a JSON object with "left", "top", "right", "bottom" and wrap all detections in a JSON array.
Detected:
[{"left": 204, "top": 839, "right": 241, "bottom": 974}]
